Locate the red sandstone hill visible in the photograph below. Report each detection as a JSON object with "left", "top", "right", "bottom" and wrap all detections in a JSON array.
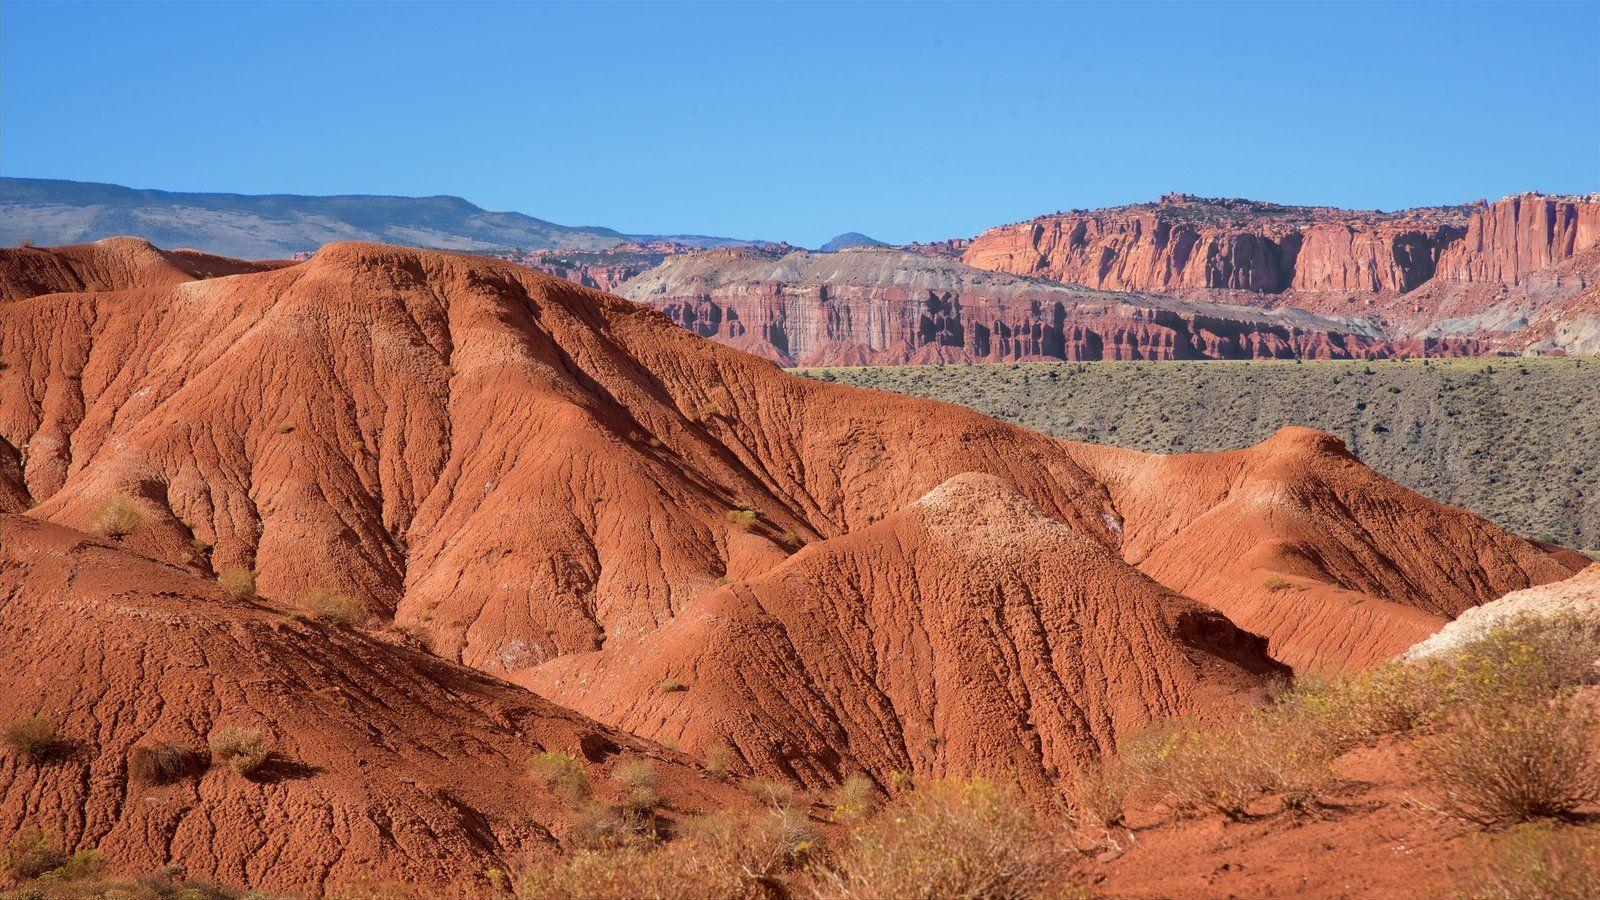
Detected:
[
  {"left": 0, "top": 238, "right": 1585, "bottom": 889},
  {"left": 0, "top": 515, "right": 751, "bottom": 895},
  {"left": 616, "top": 246, "right": 1478, "bottom": 365}
]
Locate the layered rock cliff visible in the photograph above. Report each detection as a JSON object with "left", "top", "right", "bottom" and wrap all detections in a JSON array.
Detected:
[
  {"left": 618, "top": 247, "right": 1481, "bottom": 366},
  {"left": 964, "top": 193, "right": 1600, "bottom": 299}
]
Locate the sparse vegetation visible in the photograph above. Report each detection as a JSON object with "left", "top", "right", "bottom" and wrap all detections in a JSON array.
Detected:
[
  {"left": 216, "top": 568, "right": 257, "bottom": 601},
  {"left": 612, "top": 759, "right": 661, "bottom": 816},
  {"left": 703, "top": 742, "right": 738, "bottom": 781},
  {"left": 1418, "top": 695, "right": 1599, "bottom": 825},
  {"left": 778, "top": 530, "right": 804, "bottom": 551},
  {"left": 129, "top": 740, "right": 201, "bottom": 785},
  {"left": 1464, "top": 824, "right": 1600, "bottom": 899},
  {"left": 521, "top": 805, "right": 816, "bottom": 900},
  {"left": 799, "top": 359, "right": 1600, "bottom": 549},
  {"left": 2, "top": 828, "right": 100, "bottom": 882},
  {"left": 815, "top": 777, "right": 1062, "bottom": 900},
  {"left": 208, "top": 727, "right": 269, "bottom": 777},
  {"left": 827, "top": 775, "right": 878, "bottom": 824},
  {"left": 92, "top": 495, "right": 143, "bottom": 539},
  {"left": 726, "top": 507, "right": 761, "bottom": 530},
  {"left": 299, "top": 587, "right": 369, "bottom": 627},
  {"left": 657, "top": 677, "right": 687, "bottom": 694},
  {"left": 529, "top": 751, "right": 591, "bottom": 809},
  {"left": 5, "top": 713, "right": 65, "bottom": 763},
  {"left": 1260, "top": 574, "right": 1292, "bottom": 592}
]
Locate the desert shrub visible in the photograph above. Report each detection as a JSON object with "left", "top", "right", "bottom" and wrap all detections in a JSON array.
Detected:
[
  {"left": 1260, "top": 574, "right": 1292, "bottom": 592},
  {"left": 777, "top": 530, "right": 804, "bottom": 551},
  {"left": 726, "top": 507, "right": 760, "bottom": 530},
  {"left": 814, "top": 777, "right": 1060, "bottom": 900},
  {"left": 703, "top": 742, "right": 738, "bottom": 780},
  {"left": 5, "top": 714, "right": 64, "bottom": 763},
  {"left": 299, "top": 588, "right": 369, "bottom": 627},
  {"left": 1066, "top": 758, "right": 1127, "bottom": 830},
  {"left": 611, "top": 759, "right": 660, "bottom": 815},
  {"left": 1462, "top": 823, "right": 1600, "bottom": 899},
  {"left": 208, "top": 727, "right": 269, "bottom": 777},
  {"left": 530, "top": 751, "right": 590, "bottom": 809},
  {"left": 1438, "top": 613, "right": 1600, "bottom": 708},
  {"left": 216, "top": 568, "right": 257, "bottom": 601},
  {"left": 129, "top": 740, "right": 200, "bottom": 785},
  {"left": 1417, "top": 694, "right": 1599, "bottom": 825},
  {"left": 1112, "top": 714, "right": 1338, "bottom": 820},
  {"left": 657, "top": 678, "right": 687, "bottom": 694},
  {"left": 93, "top": 495, "right": 142, "bottom": 539},
  {"left": 3, "top": 827, "right": 69, "bottom": 879},
  {"left": 2, "top": 829, "right": 100, "bottom": 882},
  {"left": 746, "top": 776, "right": 797, "bottom": 810},
  {"left": 522, "top": 806, "right": 815, "bottom": 900},
  {"left": 828, "top": 775, "right": 878, "bottom": 824}
]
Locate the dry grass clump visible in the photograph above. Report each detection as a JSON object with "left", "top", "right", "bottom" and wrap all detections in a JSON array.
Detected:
[
  {"left": 529, "top": 751, "right": 591, "bottom": 809},
  {"left": 611, "top": 759, "right": 660, "bottom": 816},
  {"left": 1463, "top": 823, "right": 1600, "bottom": 899},
  {"left": 521, "top": 806, "right": 816, "bottom": 900},
  {"left": 1260, "top": 574, "right": 1293, "bottom": 592},
  {"left": 815, "top": 777, "right": 1061, "bottom": 900},
  {"left": 703, "top": 742, "right": 738, "bottom": 781},
  {"left": 93, "top": 495, "right": 143, "bottom": 539},
  {"left": 216, "top": 568, "right": 257, "bottom": 601},
  {"left": 657, "top": 677, "right": 687, "bottom": 694},
  {"left": 828, "top": 775, "right": 878, "bottom": 824},
  {"left": 726, "top": 506, "right": 761, "bottom": 530},
  {"left": 746, "top": 776, "right": 797, "bottom": 810},
  {"left": 208, "top": 727, "right": 269, "bottom": 777},
  {"left": 299, "top": 588, "right": 370, "bottom": 627},
  {"left": 129, "top": 740, "right": 201, "bottom": 785},
  {"left": 5, "top": 714, "right": 66, "bottom": 763}
]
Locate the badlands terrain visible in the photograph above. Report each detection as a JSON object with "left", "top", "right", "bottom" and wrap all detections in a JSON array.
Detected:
[{"left": 0, "top": 237, "right": 1596, "bottom": 898}]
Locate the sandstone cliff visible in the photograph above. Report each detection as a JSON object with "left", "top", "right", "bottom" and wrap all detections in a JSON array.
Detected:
[{"left": 618, "top": 246, "right": 1481, "bottom": 365}]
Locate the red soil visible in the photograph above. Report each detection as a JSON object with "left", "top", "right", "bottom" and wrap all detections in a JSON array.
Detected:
[{"left": 0, "top": 515, "right": 752, "bottom": 895}]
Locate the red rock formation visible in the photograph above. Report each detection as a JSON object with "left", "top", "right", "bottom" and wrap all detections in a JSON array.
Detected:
[
  {"left": 0, "top": 515, "right": 749, "bottom": 894},
  {"left": 620, "top": 246, "right": 1481, "bottom": 366},
  {"left": 0, "top": 239, "right": 1582, "bottom": 893},
  {"left": 526, "top": 473, "right": 1284, "bottom": 791},
  {"left": 961, "top": 194, "right": 1470, "bottom": 295},
  {"left": 1436, "top": 193, "right": 1600, "bottom": 285}
]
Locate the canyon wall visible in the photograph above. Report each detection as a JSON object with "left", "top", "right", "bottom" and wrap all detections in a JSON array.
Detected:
[
  {"left": 962, "top": 193, "right": 1600, "bottom": 297},
  {"left": 619, "top": 248, "right": 1481, "bottom": 366}
]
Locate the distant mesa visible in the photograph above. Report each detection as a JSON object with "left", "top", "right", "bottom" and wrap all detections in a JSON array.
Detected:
[{"left": 818, "top": 231, "right": 890, "bottom": 252}]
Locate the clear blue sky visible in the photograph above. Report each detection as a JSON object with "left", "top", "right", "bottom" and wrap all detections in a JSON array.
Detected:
[{"left": 2, "top": 1, "right": 1597, "bottom": 246}]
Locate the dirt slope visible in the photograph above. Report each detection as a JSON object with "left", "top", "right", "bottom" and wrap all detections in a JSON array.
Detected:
[
  {"left": 0, "top": 515, "right": 748, "bottom": 894},
  {"left": 1069, "top": 427, "right": 1573, "bottom": 672},
  {"left": 526, "top": 473, "right": 1284, "bottom": 793}
]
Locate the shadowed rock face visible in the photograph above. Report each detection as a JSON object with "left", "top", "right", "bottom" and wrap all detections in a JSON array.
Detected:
[
  {"left": 0, "top": 238, "right": 1583, "bottom": 888},
  {"left": 618, "top": 246, "right": 1481, "bottom": 365}
]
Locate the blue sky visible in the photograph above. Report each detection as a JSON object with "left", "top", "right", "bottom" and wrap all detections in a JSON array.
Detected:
[{"left": 2, "top": 2, "right": 1596, "bottom": 246}]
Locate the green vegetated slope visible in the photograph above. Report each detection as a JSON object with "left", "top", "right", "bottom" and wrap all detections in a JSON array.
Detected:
[{"left": 796, "top": 359, "right": 1600, "bottom": 551}]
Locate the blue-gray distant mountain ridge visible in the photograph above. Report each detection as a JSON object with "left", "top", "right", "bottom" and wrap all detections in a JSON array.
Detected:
[{"left": 0, "top": 177, "right": 760, "bottom": 259}]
